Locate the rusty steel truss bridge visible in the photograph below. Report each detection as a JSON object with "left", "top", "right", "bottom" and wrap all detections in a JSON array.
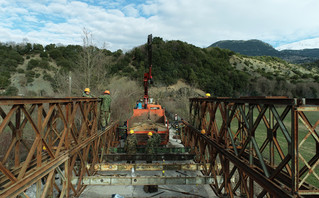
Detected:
[{"left": 0, "top": 97, "right": 318, "bottom": 197}]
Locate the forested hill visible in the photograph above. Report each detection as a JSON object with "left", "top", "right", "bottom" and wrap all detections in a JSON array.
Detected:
[
  {"left": 211, "top": 39, "right": 279, "bottom": 56},
  {"left": 210, "top": 39, "right": 319, "bottom": 64},
  {"left": 1, "top": 37, "right": 319, "bottom": 98},
  {"left": 111, "top": 37, "right": 249, "bottom": 96}
]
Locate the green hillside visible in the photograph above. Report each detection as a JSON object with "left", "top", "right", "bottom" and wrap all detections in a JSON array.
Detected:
[
  {"left": 112, "top": 37, "right": 249, "bottom": 96},
  {"left": 210, "top": 39, "right": 279, "bottom": 56},
  {"left": 1, "top": 38, "right": 319, "bottom": 98}
]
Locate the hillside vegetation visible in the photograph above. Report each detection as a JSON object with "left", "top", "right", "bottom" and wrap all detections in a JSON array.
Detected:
[
  {"left": 210, "top": 39, "right": 319, "bottom": 64},
  {"left": 1, "top": 38, "right": 319, "bottom": 99}
]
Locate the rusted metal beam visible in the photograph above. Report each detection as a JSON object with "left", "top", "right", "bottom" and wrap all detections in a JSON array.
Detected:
[
  {"left": 0, "top": 97, "right": 119, "bottom": 197},
  {"left": 190, "top": 97, "right": 298, "bottom": 105},
  {"left": 0, "top": 153, "right": 68, "bottom": 198},
  {"left": 104, "top": 153, "right": 195, "bottom": 161},
  {"left": 91, "top": 163, "right": 209, "bottom": 171},
  {"left": 71, "top": 175, "right": 214, "bottom": 185},
  {"left": 183, "top": 121, "right": 292, "bottom": 198},
  {"left": 0, "top": 97, "right": 98, "bottom": 105},
  {"left": 188, "top": 97, "right": 319, "bottom": 197},
  {"left": 108, "top": 147, "right": 191, "bottom": 153}
]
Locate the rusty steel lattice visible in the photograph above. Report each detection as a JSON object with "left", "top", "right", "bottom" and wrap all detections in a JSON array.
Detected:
[
  {"left": 0, "top": 98, "right": 119, "bottom": 198},
  {"left": 182, "top": 97, "right": 319, "bottom": 198}
]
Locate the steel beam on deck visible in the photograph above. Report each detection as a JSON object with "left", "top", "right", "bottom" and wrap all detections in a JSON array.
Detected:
[
  {"left": 72, "top": 175, "right": 214, "bottom": 185},
  {"left": 108, "top": 147, "right": 191, "bottom": 153},
  {"left": 91, "top": 163, "right": 209, "bottom": 171},
  {"left": 104, "top": 153, "right": 195, "bottom": 161}
]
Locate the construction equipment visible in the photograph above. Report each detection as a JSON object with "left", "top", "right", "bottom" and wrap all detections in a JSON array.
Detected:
[{"left": 126, "top": 34, "right": 169, "bottom": 145}]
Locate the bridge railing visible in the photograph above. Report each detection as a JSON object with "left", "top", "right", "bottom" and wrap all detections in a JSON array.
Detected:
[
  {"left": 182, "top": 97, "right": 319, "bottom": 197},
  {"left": 0, "top": 97, "right": 118, "bottom": 198}
]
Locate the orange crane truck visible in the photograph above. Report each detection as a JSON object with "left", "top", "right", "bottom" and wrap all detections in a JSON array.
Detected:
[{"left": 126, "top": 34, "right": 169, "bottom": 145}]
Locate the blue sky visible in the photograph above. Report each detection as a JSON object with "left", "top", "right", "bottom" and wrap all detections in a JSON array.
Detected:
[{"left": 1, "top": 0, "right": 319, "bottom": 51}]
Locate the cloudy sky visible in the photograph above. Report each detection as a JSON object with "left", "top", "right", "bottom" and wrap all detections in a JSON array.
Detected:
[{"left": 1, "top": 0, "right": 319, "bottom": 51}]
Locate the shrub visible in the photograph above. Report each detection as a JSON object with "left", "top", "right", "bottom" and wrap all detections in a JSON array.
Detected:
[
  {"left": 4, "top": 86, "right": 19, "bottom": 96},
  {"left": 43, "top": 73, "right": 55, "bottom": 84},
  {"left": 301, "top": 73, "right": 312, "bottom": 79},
  {"left": 25, "top": 71, "right": 35, "bottom": 83},
  {"left": 56, "top": 59, "right": 72, "bottom": 70},
  {"left": 17, "top": 68, "right": 24, "bottom": 73},
  {"left": 27, "top": 59, "right": 40, "bottom": 70},
  {"left": 39, "top": 60, "right": 49, "bottom": 69},
  {"left": 40, "top": 51, "right": 48, "bottom": 58},
  {"left": 32, "top": 44, "right": 44, "bottom": 53},
  {"left": 244, "top": 60, "right": 251, "bottom": 66},
  {"left": 49, "top": 49, "right": 63, "bottom": 59},
  {"left": 0, "top": 76, "right": 10, "bottom": 89}
]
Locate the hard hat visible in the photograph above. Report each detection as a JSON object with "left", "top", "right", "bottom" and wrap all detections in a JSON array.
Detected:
[
  {"left": 104, "top": 90, "right": 110, "bottom": 94},
  {"left": 205, "top": 93, "right": 211, "bottom": 97},
  {"left": 148, "top": 132, "right": 153, "bottom": 136},
  {"left": 201, "top": 129, "right": 206, "bottom": 134},
  {"left": 43, "top": 146, "right": 46, "bottom": 150},
  {"left": 84, "top": 88, "right": 90, "bottom": 92},
  {"left": 130, "top": 130, "right": 134, "bottom": 134}
]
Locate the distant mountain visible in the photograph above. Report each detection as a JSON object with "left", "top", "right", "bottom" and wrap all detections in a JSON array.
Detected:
[
  {"left": 210, "top": 39, "right": 279, "bottom": 56},
  {"left": 209, "top": 39, "right": 319, "bottom": 64},
  {"left": 280, "top": 49, "right": 319, "bottom": 63}
]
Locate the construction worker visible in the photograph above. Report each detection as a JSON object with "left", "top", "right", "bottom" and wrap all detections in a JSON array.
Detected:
[
  {"left": 153, "top": 130, "right": 161, "bottom": 148},
  {"left": 145, "top": 132, "right": 156, "bottom": 163},
  {"left": 82, "top": 88, "right": 94, "bottom": 97},
  {"left": 137, "top": 99, "right": 143, "bottom": 109},
  {"left": 124, "top": 130, "right": 138, "bottom": 163},
  {"left": 98, "top": 90, "right": 112, "bottom": 130}
]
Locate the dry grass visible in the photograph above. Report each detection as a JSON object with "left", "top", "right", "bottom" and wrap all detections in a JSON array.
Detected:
[{"left": 107, "top": 76, "right": 143, "bottom": 123}]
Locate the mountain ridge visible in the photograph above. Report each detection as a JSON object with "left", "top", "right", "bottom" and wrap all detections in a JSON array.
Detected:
[
  {"left": 209, "top": 39, "right": 319, "bottom": 64},
  {"left": 1, "top": 38, "right": 319, "bottom": 98}
]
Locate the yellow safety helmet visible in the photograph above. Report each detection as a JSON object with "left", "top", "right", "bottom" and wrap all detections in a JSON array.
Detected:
[
  {"left": 148, "top": 132, "right": 153, "bottom": 136},
  {"left": 104, "top": 90, "right": 110, "bottom": 94},
  {"left": 205, "top": 93, "right": 211, "bottom": 97},
  {"left": 130, "top": 130, "right": 134, "bottom": 134},
  {"left": 84, "top": 88, "right": 90, "bottom": 92},
  {"left": 201, "top": 129, "right": 206, "bottom": 134}
]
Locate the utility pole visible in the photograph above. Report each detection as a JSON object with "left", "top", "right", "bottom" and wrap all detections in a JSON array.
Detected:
[{"left": 69, "top": 71, "right": 72, "bottom": 96}]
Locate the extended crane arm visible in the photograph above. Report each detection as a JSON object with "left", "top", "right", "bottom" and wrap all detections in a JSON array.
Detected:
[{"left": 143, "top": 34, "right": 153, "bottom": 107}]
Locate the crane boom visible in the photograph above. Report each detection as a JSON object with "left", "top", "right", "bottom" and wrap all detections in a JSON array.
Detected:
[{"left": 143, "top": 34, "right": 153, "bottom": 107}]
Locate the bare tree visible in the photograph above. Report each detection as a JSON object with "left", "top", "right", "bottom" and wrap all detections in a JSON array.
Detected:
[
  {"left": 70, "top": 28, "right": 109, "bottom": 94},
  {"left": 54, "top": 28, "right": 111, "bottom": 96}
]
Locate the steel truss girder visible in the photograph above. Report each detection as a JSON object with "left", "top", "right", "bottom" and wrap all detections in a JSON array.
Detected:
[
  {"left": 92, "top": 163, "right": 209, "bottom": 171},
  {"left": 72, "top": 175, "right": 214, "bottom": 185},
  {"left": 104, "top": 153, "right": 195, "bottom": 161},
  {"left": 0, "top": 97, "right": 119, "bottom": 198},
  {"left": 187, "top": 97, "right": 319, "bottom": 197},
  {"left": 108, "top": 147, "right": 191, "bottom": 153}
]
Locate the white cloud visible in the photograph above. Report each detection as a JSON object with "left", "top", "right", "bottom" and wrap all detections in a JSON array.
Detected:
[
  {"left": 0, "top": 0, "right": 319, "bottom": 51},
  {"left": 122, "top": 4, "right": 139, "bottom": 17},
  {"left": 276, "top": 38, "right": 319, "bottom": 50}
]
